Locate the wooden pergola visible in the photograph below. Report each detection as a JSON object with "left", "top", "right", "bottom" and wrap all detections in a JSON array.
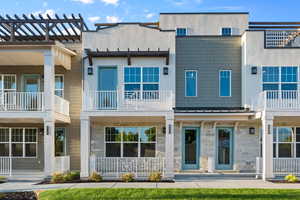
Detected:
[{"left": 0, "top": 14, "right": 88, "bottom": 43}]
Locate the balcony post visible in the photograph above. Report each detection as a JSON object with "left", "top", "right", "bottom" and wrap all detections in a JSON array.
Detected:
[
  {"left": 165, "top": 114, "right": 175, "bottom": 179},
  {"left": 262, "top": 113, "right": 274, "bottom": 180},
  {"left": 44, "top": 48, "right": 55, "bottom": 112},
  {"left": 80, "top": 115, "right": 91, "bottom": 177},
  {"left": 44, "top": 120, "right": 55, "bottom": 176}
]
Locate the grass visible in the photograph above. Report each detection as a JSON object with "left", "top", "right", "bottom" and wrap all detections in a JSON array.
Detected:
[
  {"left": 39, "top": 188, "right": 300, "bottom": 200},
  {"left": 0, "top": 176, "right": 6, "bottom": 183}
]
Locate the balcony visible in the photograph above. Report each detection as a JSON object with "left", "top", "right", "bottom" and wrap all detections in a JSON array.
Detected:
[
  {"left": 0, "top": 92, "right": 69, "bottom": 116},
  {"left": 253, "top": 90, "right": 300, "bottom": 111},
  {"left": 84, "top": 90, "right": 173, "bottom": 112}
]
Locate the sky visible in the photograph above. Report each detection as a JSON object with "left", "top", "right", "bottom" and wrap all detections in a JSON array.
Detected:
[{"left": 1, "top": 0, "right": 300, "bottom": 29}]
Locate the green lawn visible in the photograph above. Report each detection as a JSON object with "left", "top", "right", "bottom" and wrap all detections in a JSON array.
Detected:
[{"left": 39, "top": 188, "right": 300, "bottom": 200}]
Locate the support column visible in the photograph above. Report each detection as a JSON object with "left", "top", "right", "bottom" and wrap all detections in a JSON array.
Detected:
[
  {"left": 165, "top": 114, "right": 174, "bottom": 179},
  {"left": 44, "top": 120, "right": 55, "bottom": 176},
  {"left": 43, "top": 49, "right": 55, "bottom": 176},
  {"left": 262, "top": 114, "right": 274, "bottom": 180},
  {"left": 80, "top": 116, "right": 90, "bottom": 177}
]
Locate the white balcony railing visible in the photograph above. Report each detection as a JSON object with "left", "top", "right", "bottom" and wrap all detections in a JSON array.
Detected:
[
  {"left": 256, "top": 157, "right": 300, "bottom": 176},
  {"left": 54, "top": 95, "right": 70, "bottom": 116},
  {"left": 252, "top": 90, "right": 300, "bottom": 111},
  {"left": 0, "top": 157, "right": 12, "bottom": 176},
  {"left": 85, "top": 90, "right": 173, "bottom": 111},
  {"left": 0, "top": 92, "right": 44, "bottom": 111},
  {"left": 265, "top": 31, "right": 300, "bottom": 48},
  {"left": 90, "top": 156, "right": 165, "bottom": 177},
  {"left": 54, "top": 156, "right": 70, "bottom": 173}
]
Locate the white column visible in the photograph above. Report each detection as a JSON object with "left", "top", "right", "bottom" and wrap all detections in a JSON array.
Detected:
[
  {"left": 80, "top": 116, "right": 90, "bottom": 177},
  {"left": 165, "top": 114, "right": 174, "bottom": 179},
  {"left": 44, "top": 120, "right": 55, "bottom": 176},
  {"left": 262, "top": 114, "right": 274, "bottom": 180},
  {"left": 43, "top": 49, "right": 55, "bottom": 176}
]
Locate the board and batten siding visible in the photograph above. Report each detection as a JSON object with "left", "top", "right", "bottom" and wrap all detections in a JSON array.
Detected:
[{"left": 176, "top": 36, "right": 242, "bottom": 108}]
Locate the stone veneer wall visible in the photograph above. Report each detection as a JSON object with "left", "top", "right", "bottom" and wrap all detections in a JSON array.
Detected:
[{"left": 174, "top": 122, "right": 260, "bottom": 172}]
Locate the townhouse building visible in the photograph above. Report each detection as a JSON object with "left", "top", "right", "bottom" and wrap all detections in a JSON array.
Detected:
[{"left": 0, "top": 12, "right": 300, "bottom": 181}]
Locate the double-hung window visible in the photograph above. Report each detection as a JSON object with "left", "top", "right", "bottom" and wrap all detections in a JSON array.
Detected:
[
  {"left": 219, "top": 70, "right": 231, "bottom": 97},
  {"left": 0, "top": 128, "right": 37, "bottom": 158},
  {"left": 185, "top": 70, "right": 197, "bottom": 97},
  {"left": 176, "top": 28, "right": 187, "bottom": 36},
  {"left": 105, "top": 127, "right": 156, "bottom": 158},
  {"left": 0, "top": 74, "right": 16, "bottom": 105},
  {"left": 55, "top": 75, "right": 64, "bottom": 97},
  {"left": 124, "top": 67, "right": 159, "bottom": 99},
  {"left": 262, "top": 66, "right": 298, "bottom": 98}
]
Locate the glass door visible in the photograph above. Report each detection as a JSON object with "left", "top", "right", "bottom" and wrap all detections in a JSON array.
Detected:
[
  {"left": 23, "top": 74, "right": 40, "bottom": 110},
  {"left": 216, "top": 127, "right": 233, "bottom": 170},
  {"left": 182, "top": 127, "right": 200, "bottom": 170},
  {"left": 97, "top": 67, "right": 118, "bottom": 109}
]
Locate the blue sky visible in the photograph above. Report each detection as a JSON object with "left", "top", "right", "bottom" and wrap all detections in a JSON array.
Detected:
[{"left": 1, "top": 0, "right": 300, "bottom": 28}]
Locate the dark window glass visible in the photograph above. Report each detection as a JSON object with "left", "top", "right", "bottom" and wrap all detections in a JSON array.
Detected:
[
  {"left": 105, "top": 127, "right": 122, "bottom": 142},
  {"left": 262, "top": 67, "right": 279, "bottom": 82},
  {"left": 222, "top": 28, "right": 232, "bottom": 36},
  {"left": 123, "top": 143, "right": 138, "bottom": 157},
  {"left": 55, "top": 128, "right": 66, "bottom": 156},
  {"left": 296, "top": 128, "right": 300, "bottom": 142},
  {"left": 25, "top": 144, "right": 36, "bottom": 157},
  {"left": 273, "top": 143, "right": 276, "bottom": 158},
  {"left": 278, "top": 143, "right": 292, "bottom": 157},
  {"left": 12, "top": 143, "right": 23, "bottom": 157},
  {"left": 0, "top": 144, "right": 9, "bottom": 156},
  {"left": 141, "top": 143, "right": 155, "bottom": 157},
  {"left": 297, "top": 144, "right": 300, "bottom": 158},
  {"left": 176, "top": 28, "right": 187, "bottom": 36},
  {"left": 105, "top": 143, "right": 121, "bottom": 157}
]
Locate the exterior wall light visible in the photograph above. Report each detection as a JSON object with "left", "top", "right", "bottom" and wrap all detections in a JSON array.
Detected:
[
  {"left": 251, "top": 66, "right": 257, "bottom": 75},
  {"left": 88, "top": 67, "right": 93, "bottom": 75}
]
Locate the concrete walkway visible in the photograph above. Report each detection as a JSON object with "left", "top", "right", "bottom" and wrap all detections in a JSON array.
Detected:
[{"left": 1, "top": 176, "right": 300, "bottom": 192}]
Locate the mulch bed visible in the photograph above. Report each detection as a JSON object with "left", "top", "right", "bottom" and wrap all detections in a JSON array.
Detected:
[
  {"left": 37, "top": 179, "right": 174, "bottom": 185},
  {"left": 0, "top": 192, "right": 37, "bottom": 200},
  {"left": 270, "top": 180, "right": 300, "bottom": 184}
]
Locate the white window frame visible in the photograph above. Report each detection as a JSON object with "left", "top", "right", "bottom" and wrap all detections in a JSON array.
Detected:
[
  {"left": 221, "top": 27, "right": 232, "bottom": 36},
  {"left": 261, "top": 66, "right": 299, "bottom": 91},
  {"left": 0, "top": 74, "right": 17, "bottom": 93},
  {"left": 55, "top": 74, "right": 64, "bottom": 98},
  {"left": 0, "top": 127, "right": 38, "bottom": 158},
  {"left": 0, "top": 128, "right": 9, "bottom": 157},
  {"left": 185, "top": 70, "right": 197, "bottom": 97},
  {"left": 176, "top": 27, "right": 188, "bottom": 36},
  {"left": 104, "top": 126, "right": 157, "bottom": 158},
  {"left": 123, "top": 67, "right": 160, "bottom": 99},
  {"left": 219, "top": 70, "right": 232, "bottom": 97}
]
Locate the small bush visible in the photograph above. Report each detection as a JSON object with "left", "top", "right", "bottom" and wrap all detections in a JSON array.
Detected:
[
  {"left": 121, "top": 173, "right": 135, "bottom": 182},
  {"left": 89, "top": 172, "right": 103, "bottom": 182},
  {"left": 148, "top": 172, "right": 162, "bottom": 182},
  {"left": 63, "top": 171, "right": 80, "bottom": 182},
  {"left": 51, "top": 172, "right": 64, "bottom": 183},
  {"left": 0, "top": 176, "right": 6, "bottom": 183},
  {"left": 285, "top": 174, "right": 299, "bottom": 183}
]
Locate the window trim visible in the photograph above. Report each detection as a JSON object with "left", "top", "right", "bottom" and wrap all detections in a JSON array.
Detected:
[
  {"left": 0, "top": 74, "right": 17, "bottom": 92},
  {"left": 219, "top": 70, "right": 232, "bottom": 97},
  {"left": 104, "top": 126, "right": 157, "bottom": 158},
  {"left": 0, "top": 127, "right": 38, "bottom": 158},
  {"left": 221, "top": 27, "right": 232, "bottom": 36},
  {"left": 55, "top": 74, "right": 64, "bottom": 98},
  {"left": 185, "top": 70, "right": 197, "bottom": 97},
  {"left": 176, "top": 27, "right": 188, "bottom": 36}
]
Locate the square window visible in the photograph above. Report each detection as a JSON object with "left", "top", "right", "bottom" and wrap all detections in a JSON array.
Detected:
[
  {"left": 123, "top": 128, "right": 139, "bottom": 142},
  {"left": 262, "top": 67, "right": 279, "bottom": 82},
  {"left": 106, "top": 143, "right": 121, "bottom": 157},
  {"left": 297, "top": 144, "right": 300, "bottom": 158},
  {"left": 123, "top": 143, "right": 138, "bottom": 157},
  {"left": 176, "top": 28, "right": 187, "bottom": 36},
  {"left": 0, "top": 128, "right": 9, "bottom": 142},
  {"left": 222, "top": 28, "right": 232, "bottom": 36},
  {"left": 141, "top": 143, "right": 156, "bottom": 157},
  {"left": 12, "top": 129, "right": 23, "bottom": 142},
  {"left": 281, "top": 67, "right": 297, "bottom": 82},
  {"left": 140, "top": 127, "right": 156, "bottom": 142},
  {"left": 105, "top": 127, "right": 122, "bottom": 142},
  {"left": 124, "top": 67, "right": 141, "bottom": 83},
  {"left": 278, "top": 143, "right": 292, "bottom": 157},
  {"left": 12, "top": 143, "right": 23, "bottom": 157},
  {"left": 278, "top": 127, "right": 293, "bottom": 142},
  {"left": 0, "top": 144, "right": 9, "bottom": 156},
  {"left": 25, "top": 144, "right": 36, "bottom": 157}
]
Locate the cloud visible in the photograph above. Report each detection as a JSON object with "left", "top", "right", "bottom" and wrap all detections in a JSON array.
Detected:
[
  {"left": 88, "top": 16, "right": 101, "bottom": 23},
  {"left": 100, "top": 0, "right": 119, "bottom": 5},
  {"left": 32, "top": 9, "right": 55, "bottom": 18},
  {"left": 106, "top": 16, "right": 120, "bottom": 23},
  {"left": 146, "top": 13, "right": 155, "bottom": 19},
  {"left": 72, "top": 0, "right": 94, "bottom": 4}
]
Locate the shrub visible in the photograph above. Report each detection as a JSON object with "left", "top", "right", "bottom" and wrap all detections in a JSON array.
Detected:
[
  {"left": 63, "top": 171, "right": 80, "bottom": 182},
  {"left": 148, "top": 172, "right": 162, "bottom": 182},
  {"left": 285, "top": 174, "right": 299, "bottom": 183},
  {"left": 0, "top": 176, "right": 6, "bottom": 183},
  {"left": 51, "top": 172, "right": 64, "bottom": 183},
  {"left": 121, "top": 173, "right": 135, "bottom": 182},
  {"left": 89, "top": 172, "right": 103, "bottom": 182}
]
